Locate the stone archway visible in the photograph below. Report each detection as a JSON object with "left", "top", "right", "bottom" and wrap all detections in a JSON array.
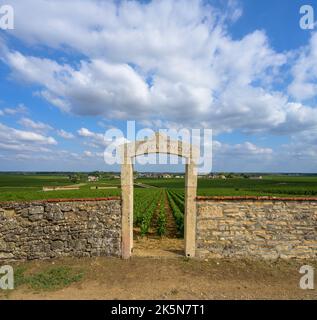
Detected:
[{"left": 120, "top": 133, "right": 198, "bottom": 259}]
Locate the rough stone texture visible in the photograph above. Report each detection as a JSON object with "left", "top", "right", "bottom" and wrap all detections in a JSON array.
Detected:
[
  {"left": 196, "top": 197, "right": 317, "bottom": 260},
  {"left": 0, "top": 198, "right": 121, "bottom": 261}
]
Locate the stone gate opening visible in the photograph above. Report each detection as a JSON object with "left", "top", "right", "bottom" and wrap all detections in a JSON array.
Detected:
[{"left": 120, "top": 133, "right": 198, "bottom": 259}]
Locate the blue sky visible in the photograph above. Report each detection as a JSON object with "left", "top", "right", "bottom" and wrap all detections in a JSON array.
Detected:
[{"left": 0, "top": 0, "right": 316, "bottom": 172}]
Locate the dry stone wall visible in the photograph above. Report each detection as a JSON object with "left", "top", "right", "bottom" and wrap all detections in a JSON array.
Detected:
[
  {"left": 0, "top": 198, "right": 122, "bottom": 261},
  {"left": 2, "top": 195, "right": 316, "bottom": 261},
  {"left": 196, "top": 197, "right": 317, "bottom": 259}
]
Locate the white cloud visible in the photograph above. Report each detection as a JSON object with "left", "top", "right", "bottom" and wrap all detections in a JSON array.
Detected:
[
  {"left": 57, "top": 129, "right": 75, "bottom": 139},
  {"left": 281, "top": 127, "right": 317, "bottom": 161},
  {"left": 0, "top": 0, "right": 316, "bottom": 172},
  {"left": 0, "top": 122, "right": 57, "bottom": 158},
  {"left": 214, "top": 140, "right": 273, "bottom": 157},
  {"left": 78, "top": 127, "right": 109, "bottom": 148},
  {"left": 3, "top": 34, "right": 302, "bottom": 135},
  {"left": 3, "top": 0, "right": 302, "bottom": 135},
  {"left": 6, "top": 0, "right": 238, "bottom": 59},
  {"left": 83, "top": 150, "right": 94, "bottom": 157},
  {"left": 0, "top": 142, "right": 51, "bottom": 153},
  {"left": 78, "top": 128, "right": 97, "bottom": 138},
  {"left": 211, "top": 140, "right": 275, "bottom": 172},
  {"left": 18, "top": 117, "right": 53, "bottom": 131},
  {"left": 0, "top": 104, "right": 28, "bottom": 116},
  {"left": 0, "top": 123, "right": 57, "bottom": 145},
  {"left": 83, "top": 150, "right": 105, "bottom": 159},
  {"left": 288, "top": 33, "right": 317, "bottom": 101}
]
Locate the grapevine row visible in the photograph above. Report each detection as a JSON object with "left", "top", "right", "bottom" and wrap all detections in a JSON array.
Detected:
[
  {"left": 134, "top": 190, "right": 159, "bottom": 225},
  {"left": 156, "top": 192, "right": 167, "bottom": 236},
  {"left": 166, "top": 190, "right": 184, "bottom": 236},
  {"left": 134, "top": 189, "right": 162, "bottom": 236}
]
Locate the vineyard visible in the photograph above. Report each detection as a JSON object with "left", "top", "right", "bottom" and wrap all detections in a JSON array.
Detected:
[
  {"left": 166, "top": 190, "right": 185, "bottom": 236},
  {"left": 134, "top": 189, "right": 185, "bottom": 238},
  {"left": 1, "top": 174, "right": 317, "bottom": 202},
  {"left": 1, "top": 173, "right": 317, "bottom": 241},
  {"left": 137, "top": 176, "right": 317, "bottom": 197},
  {"left": 133, "top": 175, "right": 317, "bottom": 240}
]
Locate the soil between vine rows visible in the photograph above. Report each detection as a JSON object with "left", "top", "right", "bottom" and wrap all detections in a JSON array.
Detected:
[{"left": 133, "top": 190, "right": 184, "bottom": 257}]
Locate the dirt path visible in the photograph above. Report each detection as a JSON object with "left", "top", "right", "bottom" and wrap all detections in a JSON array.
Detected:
[
  {"left": 133, "top": 190, "right": 184, "bottom": 257},
  {"left": 132, "top": 237, "right": 184, "bottom": 257},
  {"left": 164, "top": 190, "right": 179, "bottom": 238},
  {"left": 134, "top": 182, "right": 158, "bottom": 189},
  {"left": 2, "top": 257, "right": 317, "bottom": 300}
]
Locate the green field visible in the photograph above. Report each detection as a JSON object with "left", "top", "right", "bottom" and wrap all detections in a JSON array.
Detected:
[
  {"left": 0, "top": 174, "right": 120, "bottom": 201},
  {"left": 137, "top": 176, "right": 317, "bottom": 197},
  {"left": 133, "top": 175, "right": 317, "bottom": 237},
  {"left": 1, "top": 173, "right": 316, "bottom": 239},
  {"left": 1, "top": 173, "right": 317, "bottom": 201}
]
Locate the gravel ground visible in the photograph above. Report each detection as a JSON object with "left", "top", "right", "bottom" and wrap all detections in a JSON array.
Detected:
[{"left": 1, "top": 256, "right": 316, "bottom": 300}]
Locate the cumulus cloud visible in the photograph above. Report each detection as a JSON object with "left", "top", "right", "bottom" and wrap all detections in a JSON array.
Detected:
[
  {"left": 83, "top": 150, "right": 94, "bottom": 157},
  {"left": 280, "top": 127, "right": 317, "bottom": 162},
  {"left": 211, "top": 140, "right": 274, "bottom": 172},
  {"left": 0, "top": 0, "right": 316, "bottom": 171},
  {"left": 78, "top": 127, "right": 109, "bottom": 148},
  {"left": 213, "top": 140, "right": 273, "bottom": 157},
  {"left": 0, "top": 104, "right": 28, "bottom": 116},
  {"left": 0, "top": 123, "right": 57, "bottom": 145},
  {"left": 57, "top": 129, "right": 75, "bottom": 139},
  {"left": 18, "top": 117, "right": 53, "bottom": 131},
  {"left": 288, "top": 33, "right": 317, "bottom": 101},
  {"left": 3, "top": 31, "right": 307, "bottom": 135},
  {"left": 2, "top": 0, "right": 302, "bottom": 133},
  {"left": 0, "top": 122, "right": 57, "bottom": 159}
]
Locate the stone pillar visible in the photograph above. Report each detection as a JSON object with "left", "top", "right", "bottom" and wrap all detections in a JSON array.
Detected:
[
  {"left": 184, "top": 159, "right": 197, "bottom": 257},
  {"left": 121, "top": 160, "right": 133, "bottom": 259},
  {"left": 120, "top": 134, "right": 198, "bottom": 259}
]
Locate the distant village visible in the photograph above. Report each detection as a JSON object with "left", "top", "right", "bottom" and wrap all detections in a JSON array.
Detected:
[
  {"left": 134, "top": 173, "right": 263, "bottom": 180},
  {"left": 81, "top": 172, "right": 264, "bottom": 182}
]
